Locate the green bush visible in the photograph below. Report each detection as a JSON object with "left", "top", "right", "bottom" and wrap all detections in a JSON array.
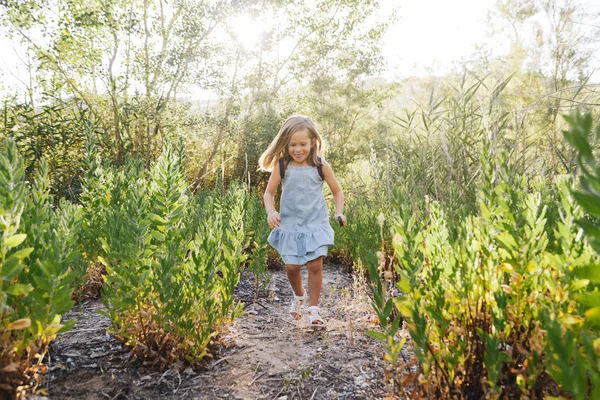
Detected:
[
  {"left": 330, "top": 198, "right": 396, "bottom": 274},
  {"left": 1, "top": 101, "right": 90, "bottom": 200},
  {"left": 543, "top": 112, "right": 600, "bottom": 399},
  {"left": 95, "top": 140, "right": 247, "bottom": 365},
  {"left": 368, "top": 132, "right": 600, "bottom": 398},
  {"left": 1, "top": 139, "right": 81, "bottom": 398}
]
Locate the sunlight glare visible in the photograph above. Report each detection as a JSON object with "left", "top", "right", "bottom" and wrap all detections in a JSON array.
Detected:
[{"left": 230, "top": 14, "right": 264, "bottom": 51}]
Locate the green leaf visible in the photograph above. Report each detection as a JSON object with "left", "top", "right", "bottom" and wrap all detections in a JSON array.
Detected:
[
  {"left": 33, "top": 275, "right": 52, "bottom": 292},
  {"left": 10, "top": 247, "right": 34, "bottom": 261},
  {"left": 396, "top": 279, "right": 410, "bottom": 294},
  {"left": 390, "top": 314, "right": 402, "bottom": 337},
  {"left": 147, "top": 213, "right": 165, "bottom": 224},
  {"left": 568, "top": 279, "right": 590, "bottom": 292},
  {"left": 4, "top": 234, "right": 27, "bottom": 249},
  {"left": 97, "top": 256, "right": 109, "bottom": 267},
  {"left": 576, "top": 219, "right": 600, "bottom": 239},
  {"left": 573, "top": 265, "right": 600, "bottom": 283},
  {"left": 366, "top": 330, "right": 387, "bottom": 341},
  {"left": 496, "top": 232, "right": 518, "bottom": 251},
  {"left": 383, "top": 299, "right": 393, "bottom": 318},
  {"left": 150, "top": 231, "right": 165, "bottom": 241},
  {"left": 576, "top": 292, "right": 600, "bottom": 308},
  {"left": 4, "top": 283, "right": 33, "bottom": 296},
  {"left": 584, "top": 307, "right": 600, "bottom": 327},
  {"left": 2, "top": 255, "right": 25, "bottom": 280},
  {"left": 57, "top": 318, "right": 76, "bottom": 334},
  {"left": 573, "top": 192, "right": 600, "bottom": 220},
  {"left": 564, "top": 129, "right": 593, "bottom": 159}
]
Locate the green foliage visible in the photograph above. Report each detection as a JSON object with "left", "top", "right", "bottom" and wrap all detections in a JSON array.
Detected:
[
  {"left": 1, "top": 100, "right": 90, "bottom": 199},
  {"left": 243, "top": 189, "right": 271, "bottom": 299},
  {"left": 234, "top": 115, "right": 283, "bottom": 191},
  {"left": 367, "top": 130, "right": 600, "bottom": 398},
  {"left": 79, "top": 125, "right": 114, "bottom": 264},
  {"left": 365, "top": 248, "right": 406, "bottom": 393},
  {"left": 0, "top": 138, "right": 81, "bottom": 397},
  {"left": 563, "top": 112, "right": 600, "bottom": 251},
  {"left": 387, "top": 74, "right": 516, "bottom": 218},
  {"left": 19, "top": 158, "right": 85, "bottom": 332},
  {"left": 95, "top": 140, "right": 247, "bottom": 365},
  {"left": 541, "top": 112, "right": 600, "bottom": 399},
  {"left": 0, "top": 0, "right": 598, "bottom": 395},
  {"left": 1, "top": 139, "right": 30, "bottom": 323},
  {"left": 330, "top": 198, "right": 394, "bottom": 273}
]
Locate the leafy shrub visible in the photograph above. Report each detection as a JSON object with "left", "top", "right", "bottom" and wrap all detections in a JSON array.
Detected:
[
  {"left": 330, "top": 198, "right": 396, "bottom": 274},
  {"left": 96, "top": 140, "right": 247, "bottom": 365},
  {"left": 543, "top": 112, "right": 600, "bottom": 398},
  {"left": 368, "top": 132, "right": 600, "bottom": 398},
  {"left": 0, "top": 139, "right": 81, "bottom": 398},
  {"left": 1, "top": 101, "right": 90, "bottom": 200}
]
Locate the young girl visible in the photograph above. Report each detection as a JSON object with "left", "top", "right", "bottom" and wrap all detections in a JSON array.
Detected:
[{"left": 259, "top": 115, "right": 347, "bottom": 328}]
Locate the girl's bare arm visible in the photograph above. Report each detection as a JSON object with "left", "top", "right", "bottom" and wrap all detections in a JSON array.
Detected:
[
  {"left": 321, "top": 160, "right": 347, "bottom": 226},
  {"left": 264, "top": 162, "right": 282, "bottom": 228}
]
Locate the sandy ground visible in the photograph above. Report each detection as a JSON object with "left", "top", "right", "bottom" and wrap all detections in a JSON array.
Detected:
[{"left": 45, "top": 264, "right": 411, "bottom": 399}]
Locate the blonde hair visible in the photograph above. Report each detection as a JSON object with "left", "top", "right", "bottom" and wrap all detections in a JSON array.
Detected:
[{"left": 258, "top": 115, "right": 323, "bottom": 172}]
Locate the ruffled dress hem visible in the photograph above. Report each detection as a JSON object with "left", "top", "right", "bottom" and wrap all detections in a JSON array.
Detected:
[
  {"left": 280, "top": 245, "right": 329, "bottom": 265},
  {"left": 267, "top": 225, "right": 334, "bottom": 265}
]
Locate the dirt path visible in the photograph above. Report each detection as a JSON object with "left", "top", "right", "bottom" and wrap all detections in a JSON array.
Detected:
[{"left": 46, "top": 264, "right": 400, "bottom": 399}]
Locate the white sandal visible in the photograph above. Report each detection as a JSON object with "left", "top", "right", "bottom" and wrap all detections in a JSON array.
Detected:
[
  {"left": 307, "top": 306, "right": 325, "bottom": 328},
  {"left": 289, "top": 290, "right": 305, "bottom": 320}
]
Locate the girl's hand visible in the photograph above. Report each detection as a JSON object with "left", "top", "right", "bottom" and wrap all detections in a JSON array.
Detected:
[
  {"left": 335, "top": 214, "right": 347, "bottom": 227},
  {"left": 267, "top": 211, "right": 281, "bottom": 228}
]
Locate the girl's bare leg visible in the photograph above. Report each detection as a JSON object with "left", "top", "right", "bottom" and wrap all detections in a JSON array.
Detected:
[
  {"left": 286, "top": 264, "right": 304, "bottom": 296},
  {"left": 306, "top": 256, "right": 323, "bottom": 307}
]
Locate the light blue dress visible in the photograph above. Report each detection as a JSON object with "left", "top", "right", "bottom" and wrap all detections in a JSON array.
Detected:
[{"left": 267, "top": 164, "right": 334, "bottom": 265}]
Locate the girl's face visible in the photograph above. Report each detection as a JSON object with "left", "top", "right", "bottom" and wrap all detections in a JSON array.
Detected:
[{"left": 287, "top": 128, "right": 315, "bottom": 165}]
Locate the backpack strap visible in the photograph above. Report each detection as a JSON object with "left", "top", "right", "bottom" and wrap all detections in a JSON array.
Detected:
[
  {"left": 279, "top": 157, "right": 324, "bottom": 180},
  {"left": 279, "top": 158, "right": 286, "bottom": 181},
  {"left": 317, "top": 157, "right": 324, "bottom": 180}
]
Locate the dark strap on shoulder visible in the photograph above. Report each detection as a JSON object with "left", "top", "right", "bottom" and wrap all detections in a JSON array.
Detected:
[
  {"left": 279, "top": 157, "right": 324, "bottom": 180},
  {"left": 279, "top": 158, "right": 285, "bottom": 180},
  {"left": 316, "top": 157, "right": 324, "bottom": 180}
]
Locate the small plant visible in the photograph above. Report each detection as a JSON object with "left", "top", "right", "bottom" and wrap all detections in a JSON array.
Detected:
[{"left": 301, "top": 367, "right": 312, "bottom": 381}]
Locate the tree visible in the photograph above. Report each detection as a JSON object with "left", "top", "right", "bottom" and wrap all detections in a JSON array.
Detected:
[
  {"left": 229, "top": 0, "right": 392, "bottom": 186},
  {"left": 0, "top": 0, "right": 253, "bottom": 164}
]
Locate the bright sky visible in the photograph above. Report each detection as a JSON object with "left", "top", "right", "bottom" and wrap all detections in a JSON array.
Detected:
[
  {"left": 380, "top": 0, "right": 500, "bottom": 78},
  {"left": 381, "top": 0, "right": 600, "bottom": 79},
  {"left": 1, "top": 0, "right": 599, "bottom": 96}
]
